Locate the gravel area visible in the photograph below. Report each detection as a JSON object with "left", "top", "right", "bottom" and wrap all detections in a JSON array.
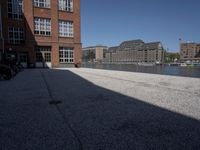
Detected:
[{"left": 0, "top": 68, "right": 200, "bottom": 149}]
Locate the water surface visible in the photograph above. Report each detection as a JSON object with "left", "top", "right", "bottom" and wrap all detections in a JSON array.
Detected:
[{"left": 81, "top": 63, "right": 200, "bottom": 78}]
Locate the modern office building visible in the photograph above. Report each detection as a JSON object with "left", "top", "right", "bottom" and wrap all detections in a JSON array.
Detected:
[
  {"left": 0, "top": 0, "right": 81, "bottom": 68},
  {"left": 82, "top": 45, "right": 108, "bottom": 62},
  {"left": 180, "top": 42, "right": 200, "bottom": 63},
  {"left": 104, "top": 40, "right": 164, "bottom": 63}
]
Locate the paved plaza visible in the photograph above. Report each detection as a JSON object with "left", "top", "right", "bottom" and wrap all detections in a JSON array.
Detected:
[{"left": 0, "top": 68, "right": 200, "bottom": 149}]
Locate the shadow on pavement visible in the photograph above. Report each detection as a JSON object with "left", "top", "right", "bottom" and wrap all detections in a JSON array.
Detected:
[{"left": 0, "top": 69, "right": 200, "bottom": 150}]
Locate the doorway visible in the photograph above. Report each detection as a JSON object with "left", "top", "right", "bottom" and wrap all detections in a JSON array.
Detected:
[{"left": 35, "top": 46, "right": 51, "bottom": 68}]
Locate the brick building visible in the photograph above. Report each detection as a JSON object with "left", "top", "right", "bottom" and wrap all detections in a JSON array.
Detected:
[
  {"left": 104, "top": 40, "right": 164, "bottom": 64},
  {"left": 180, "top": 42, "right": 200, "bottom": 63},
  {"left": 0, "top": 0, "right": 81, "bottom": 68}
]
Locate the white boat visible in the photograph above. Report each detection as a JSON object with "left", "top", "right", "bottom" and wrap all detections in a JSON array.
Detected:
[
  {"left": 180, "top": 63, "right": 187, "bottom": 67},
  {"left": 138, "top": 62, "right": 155, "bottom": 66}
]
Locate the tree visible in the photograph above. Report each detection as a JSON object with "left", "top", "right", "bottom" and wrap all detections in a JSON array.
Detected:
[{"left": 165, "top": 52, "right": 180, "bottom": 63}]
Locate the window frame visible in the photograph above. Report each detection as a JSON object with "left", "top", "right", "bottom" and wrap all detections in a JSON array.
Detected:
[
  {"left": 8, "top": 27, "right": 25, "bottom": 45},
  {"left": 59, "top": 47, "right": 74, "bottom": 63},
  {"left": 7, "top": 0, "right": 23, "bottom": 20},
  {"left": 33, "top": 0, "right": 51, "bottom": 8},
  {"left": 59, "top": 20, "right": 74, "bottom": 37},
  {"left": 58, "top": 0, "right": 73, "bottom": 12},
  {"left": 34, "top": 17, "right": 51, "bottom": 36},
  {"left": 35, "top": 46, "right": 51, "bottom": 62}
]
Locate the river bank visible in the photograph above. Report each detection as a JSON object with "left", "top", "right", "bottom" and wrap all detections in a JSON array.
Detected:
[{"left": 81, "top": 63, "right": 200, "bottom": 78}]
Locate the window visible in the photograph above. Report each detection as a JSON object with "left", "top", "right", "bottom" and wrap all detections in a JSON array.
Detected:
[
  {"left": 8, "top": 0, "right": 23, "bottom": 19},
  {"left": 19, "top": 54, "right": 27, "bottom": 62},
  {"left": 35, "top": 46, "right": 51, "bottom": 62},
  {"left": 8, "top": 27, "right": 24, "bottom": 44},
  {"left": 35, "top": 46, "right": 51, "bottom": 52},
  {"left": 58, "top": 0, "right": 73, "bottom": 12},
  {"left": 59, "top": 21, "right": 73, "bottom": 37},
  {"left": 59, "top": 47, "right": 74, "bottom": 63},
  {"left": 34, "top": 0, "right": 50, "bottom": 8},
  {"left": 36, "top": 53, "right": 43, "bottom": 62},
  {"left": 34, "top": 18, "right": 51, "bottom": 36},
  {"left": 44, "top": 53, "right": 51, "bottom": 62}
]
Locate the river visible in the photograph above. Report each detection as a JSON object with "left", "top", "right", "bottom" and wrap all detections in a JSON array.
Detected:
[{"left": 81, "top": 63, "right": 200, "bottom": 78}]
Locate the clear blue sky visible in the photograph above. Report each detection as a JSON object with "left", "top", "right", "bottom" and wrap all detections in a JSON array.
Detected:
[{"left": 81, "top": 0, "right": 200, "bottom": 52}]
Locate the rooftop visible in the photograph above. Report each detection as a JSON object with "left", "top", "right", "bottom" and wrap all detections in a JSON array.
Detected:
[{"left": 109, "top": 40, "right": 162, "bottom": 51}]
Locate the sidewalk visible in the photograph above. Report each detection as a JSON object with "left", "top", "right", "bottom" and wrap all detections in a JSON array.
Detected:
[{"left": 0, "top": 68, "right": 200, "bottom": 149}]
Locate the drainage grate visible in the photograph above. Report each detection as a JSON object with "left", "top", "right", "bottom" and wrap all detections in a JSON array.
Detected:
[{"left": 49, "top": 100, "right": 62, "bottom": 105}]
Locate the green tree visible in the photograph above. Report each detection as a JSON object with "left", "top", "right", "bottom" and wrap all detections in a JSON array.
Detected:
[{"left": 165, "top": 52, "right": 180, "bottom": 63}]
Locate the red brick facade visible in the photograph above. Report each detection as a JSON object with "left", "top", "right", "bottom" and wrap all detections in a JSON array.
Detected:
[{"left": 0, "top": 0, "right": 81, "bottom": 68}]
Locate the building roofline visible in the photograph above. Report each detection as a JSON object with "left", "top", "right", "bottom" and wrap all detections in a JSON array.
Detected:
[{"left": 82, "top": 45, "right": 108, "bottom": 50}]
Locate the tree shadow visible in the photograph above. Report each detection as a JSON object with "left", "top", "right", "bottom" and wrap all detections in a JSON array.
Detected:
[{"left": 41, "top": 69, "right": 200, "bottom": 150}]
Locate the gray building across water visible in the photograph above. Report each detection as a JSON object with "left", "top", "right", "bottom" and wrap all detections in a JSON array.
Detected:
[{"left": 82, "top": 45, "right": 108, "bottom": 62}]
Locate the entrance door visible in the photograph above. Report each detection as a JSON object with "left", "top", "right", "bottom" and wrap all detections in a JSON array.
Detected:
[
  {"left": 35, "top": 52, "right": 43, "bottom": 67},
  {"left": 35, "top": 47, "right": 51, "bottom": 68}
]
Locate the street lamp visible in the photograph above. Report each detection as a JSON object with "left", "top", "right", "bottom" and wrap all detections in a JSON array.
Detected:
[{"left": 162, "top": 47, "right": 165, "bottom": 66}]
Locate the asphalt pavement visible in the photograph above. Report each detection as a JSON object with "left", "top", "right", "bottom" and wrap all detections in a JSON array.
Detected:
[{"left": 0, "top": 68, "right": 200, "bottom": 150}]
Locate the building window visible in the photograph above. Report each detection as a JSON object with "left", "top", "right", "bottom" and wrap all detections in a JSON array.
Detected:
[
  {"left": 19, "top": 54, "right": 27, "bottom": 62},
  {"left": 44, "top": 53, "right": 51, "bottom": 62},
  {"left": 8, "top": 0, "right": 23, "bottom": 19},
  {"left": 35, "top": 46, "right": 51, "bottom": 62},
  {"left": 58, "top": 0, "right": 73, "bottom": 12},
  {"left": 34, "top": 18, "right": 51, "bottom": 36},
  {"left": 59, "top": 21, "right": 73, "bottom": 37},
  {"left": 34, "top": 0, "right": 50, "bottom": 8},
  {"left": 36, "top": 53, "right": 43, "bottom": 62},
  {"left": 8, "top": 27, "right": 24, "bottom": 44},
  {"left": 59, "top": 47, "right": 74, "bottom": 63}
]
